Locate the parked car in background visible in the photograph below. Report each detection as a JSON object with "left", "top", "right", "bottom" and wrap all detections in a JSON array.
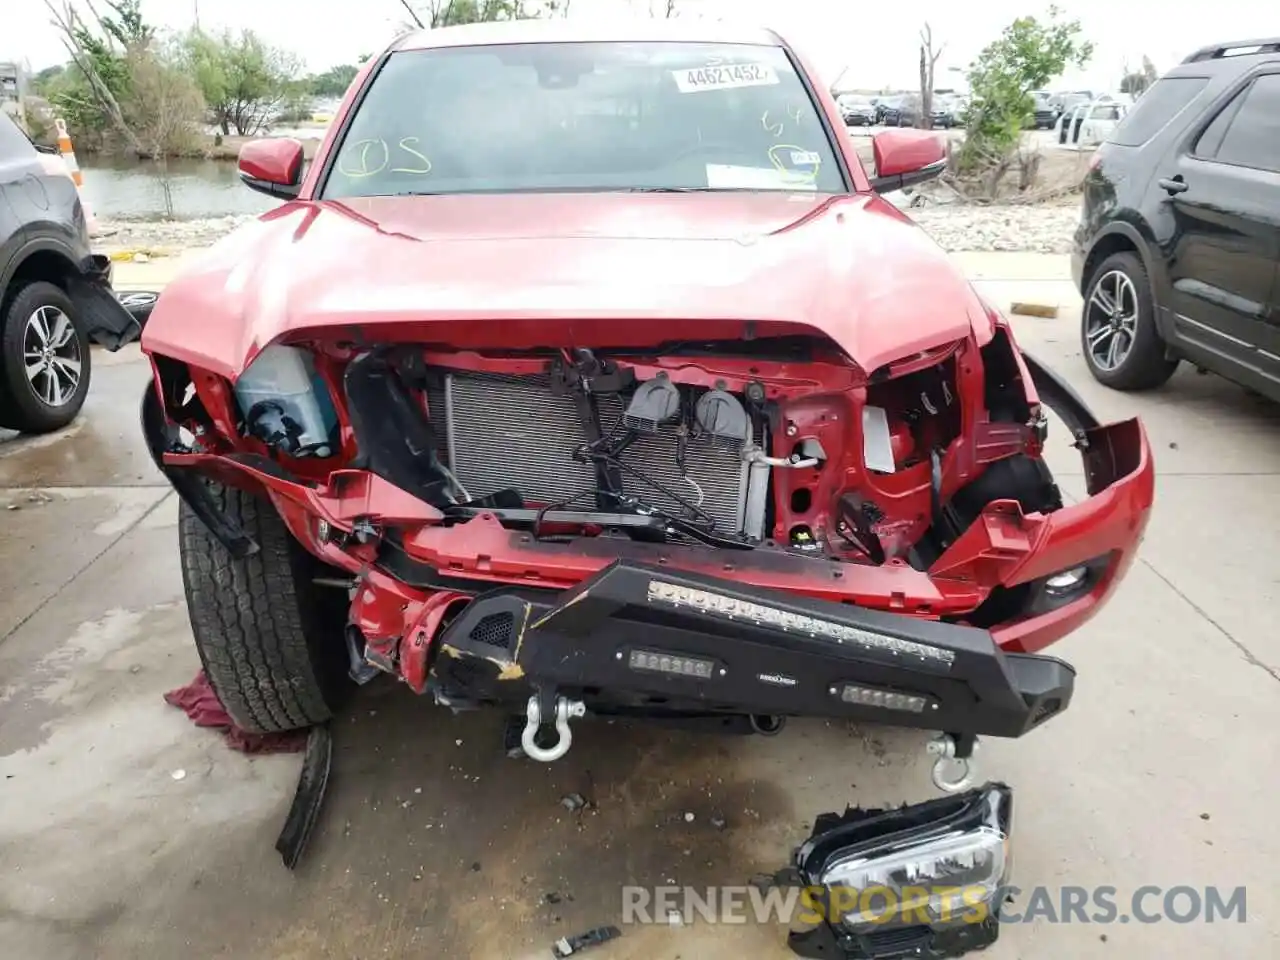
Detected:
[
  {"left": 1056, "top": 97, "right": 1128, "bottom": 148},
  {"left": 873, "top": 94, "right": 900, "bottom": 124},
  {"left": 881, "top": 93, "right": 922, "bottom": 127},
  {"left": 0, "top": 113, "right": 138, "bottom": 434},
  {"left": 1031, "top": 90, "right": 1057, "bottom": 128},
  {"left": 1050, "top": 90, "right": 1094, "bottom": 124},
  {"left": 1072, "top": 37, "right": 1280, "bottom": 398},
  {"left": 929, "top": 94, "right": 957, "bottom": 128},
  {"left": 836, "top": 94, "right": 876, "bottom": 126}
]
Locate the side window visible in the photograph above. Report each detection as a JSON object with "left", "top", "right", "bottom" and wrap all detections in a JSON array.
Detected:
[
  {"left": 1211, "top": 74, "right": 1280, "bottom": 173},
  {"left": 0, "top": 113, "right": 38, "bottom": 164},
  {"left": 1106, "top": 76, "right": 1208, "bottom": 147}
]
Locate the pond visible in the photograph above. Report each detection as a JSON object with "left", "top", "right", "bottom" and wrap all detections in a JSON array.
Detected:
[{"left": 78, "top": 155, "right": 278, "bottom": 220}]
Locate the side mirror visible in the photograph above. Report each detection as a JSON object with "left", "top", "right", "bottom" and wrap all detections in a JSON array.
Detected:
[
  {"left": 868, "top": 129, "right": 947, "bottom": 194},
  {"left": 238, "top": 138, "right": 305, "bottom": 200}
]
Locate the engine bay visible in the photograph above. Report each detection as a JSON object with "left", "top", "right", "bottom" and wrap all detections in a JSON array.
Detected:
[{"left": 322, "top": 339, "right": 992, "bottom": 568}]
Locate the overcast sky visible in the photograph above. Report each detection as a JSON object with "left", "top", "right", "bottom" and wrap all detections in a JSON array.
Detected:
[{"left": 7, "top": 0, "right": 1276, "bottom": 92}]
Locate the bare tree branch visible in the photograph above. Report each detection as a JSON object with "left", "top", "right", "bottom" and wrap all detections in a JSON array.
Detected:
[
  {"left": 45, "top": 0, "right": 145, "bottom": 153},
  {"left": 918, "top": 23, "right": 946, "bottom": 129},
  {"left": 398, "top": 0, "right": 425, "bottom": 27}
]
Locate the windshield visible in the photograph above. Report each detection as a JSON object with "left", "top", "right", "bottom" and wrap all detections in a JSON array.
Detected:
[{"left": 322, "top": 41, "right": 846, "bottom": 198}]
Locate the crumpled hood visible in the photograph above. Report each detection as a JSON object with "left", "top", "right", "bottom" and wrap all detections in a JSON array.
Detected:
[{"left": 142, "top": 191, "right": 990, "bottom": 378}]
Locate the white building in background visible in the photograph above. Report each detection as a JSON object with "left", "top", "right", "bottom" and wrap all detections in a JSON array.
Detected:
[{"left": 0, "top": 61, "right": 28, "bottom": 124}]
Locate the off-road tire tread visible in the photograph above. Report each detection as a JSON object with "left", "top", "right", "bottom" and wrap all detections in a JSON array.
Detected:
[
  {"left": 179, "top": 485, "right": 345, "bottom": 733},
  {"left": 1082, "top": 252, "right": 1179, "bottom": 391}
]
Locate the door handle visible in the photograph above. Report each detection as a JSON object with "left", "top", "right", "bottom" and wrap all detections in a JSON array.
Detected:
[{"left": 1158, "top": 176, "right": 1188, "bottom": 195}]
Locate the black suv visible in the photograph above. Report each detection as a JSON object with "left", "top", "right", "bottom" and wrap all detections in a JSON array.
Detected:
[
  {"left": 1072, "top": 39, "right": 1280, "bottom": 398},
  {"left": 1, "top": 112, "right": 138, "bottom": 433}
]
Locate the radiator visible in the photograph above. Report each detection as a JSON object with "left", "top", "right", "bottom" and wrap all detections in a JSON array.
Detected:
[{"left": 426, "top": 371, "right": 753, "bottom": 534}]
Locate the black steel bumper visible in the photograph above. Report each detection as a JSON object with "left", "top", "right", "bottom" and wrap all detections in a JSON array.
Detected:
[
  {"left": 70, "top": 254, "right": 143, "bottom": 349},
  {"left": 432, "top": 561, "right": 1074, "bottom": 739}
]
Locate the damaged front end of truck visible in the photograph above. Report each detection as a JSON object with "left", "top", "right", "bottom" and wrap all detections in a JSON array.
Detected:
[{"left": 142, "top": 302, "right": 1152, "bottom": 796}]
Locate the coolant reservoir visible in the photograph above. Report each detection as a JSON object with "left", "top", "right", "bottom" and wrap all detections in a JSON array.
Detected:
[{"left": 233, "top": 345, "right": 337, "bottom": 455}]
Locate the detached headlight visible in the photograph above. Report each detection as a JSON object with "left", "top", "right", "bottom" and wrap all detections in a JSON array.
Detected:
[
  {"left": 821, "top": 824, "right": 1006, "bottom": 930},
  {"left": 789, "top": 784, "right": 1012, "bottom": 959}
]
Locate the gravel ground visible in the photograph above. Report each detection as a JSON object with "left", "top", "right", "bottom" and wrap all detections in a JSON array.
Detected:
[
  {"left": 96, "top": 200, "right": 1083, "bottom": 257},
  {"left": 907, "top": 200, "right": 1082, "bottom": 254},
  {"left": 96, "top": 215, "right": 257, "bottom": 253}
]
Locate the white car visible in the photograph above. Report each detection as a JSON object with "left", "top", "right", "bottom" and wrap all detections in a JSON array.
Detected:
[{"left": 1055, "top": 97, "right": 1129, "bottom": 149}]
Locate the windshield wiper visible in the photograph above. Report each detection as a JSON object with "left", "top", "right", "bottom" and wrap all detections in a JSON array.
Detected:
[{"left": 625, "top": 186, "right": 715, "bottom": 193}]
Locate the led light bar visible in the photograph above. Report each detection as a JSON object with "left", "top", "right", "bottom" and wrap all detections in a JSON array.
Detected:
[
  {"left": 646, "top": 581, "right": 955, "bottom": 667},
  {"left": 628, "top": 648, "right": 717, "bottom": 679},
  {"left": 836, "top": 682, "right": 933, "bottom": 713}
]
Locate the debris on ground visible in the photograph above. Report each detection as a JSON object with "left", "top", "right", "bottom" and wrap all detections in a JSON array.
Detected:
[
  {"left": 163, "top": 671, "right": 307, "bottom": 754},
  {"left": 710, "top": 813, "right": 727, "bottom": 830},
  {"left": 551, "top": 925, "right": 622, "bottom": 958},
  {"left": 1010, "top": 301, "right": 1060, "bottom": 319},
  {"left": 274, "top": 724, "right": 333, "bottom": 870},
  {"left": 560, "top": 793, "right": 587, "bottom": 812}
]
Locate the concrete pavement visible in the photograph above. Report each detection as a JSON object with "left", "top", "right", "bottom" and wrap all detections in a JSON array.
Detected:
[{"left": 1, "top": 252, "right": 1277, "bottom": 959}]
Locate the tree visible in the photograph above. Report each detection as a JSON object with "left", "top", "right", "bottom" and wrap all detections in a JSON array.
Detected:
[
  {"left": 32, "top": 64, "right": 68, "bottom": 90},
  {"left": 918, "top": 23, "right": 944, "bottom": 130},
  {"left": 128, "top": 46, "right": 204, "bottom": 216},
  {"left": 308, "top": 64, "right": 359, "bottom": 99},
  {"left": 181, "top": 29, "right": 302, "bottom": 135},
  {"left": 43, "top": 0, "right": 149, "bottom": 152},
  {"left": 958, "top": 5, "right": 1093, "bottom": 179},
  {"left": 1120, "top": 55, "right": 1159, "bottom": 96},
  {"left": 404, "top": 0, "right": 527, "bottom": 28}
]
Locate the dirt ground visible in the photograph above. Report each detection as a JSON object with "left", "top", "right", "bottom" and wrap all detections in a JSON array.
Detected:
[{"left": 1, "top": 268, "right": 1278, "bottom": 959}]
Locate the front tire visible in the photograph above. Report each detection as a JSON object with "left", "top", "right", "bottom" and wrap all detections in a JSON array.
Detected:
[
  {"left": 1081, "top": 251, "right": 1178, "bottom": 391},
  {"left": 179, "top": 485, "right": 352, "bottom": 733},
  {"left": 0, "top": 281, "right": 92, "bottom": 433}
]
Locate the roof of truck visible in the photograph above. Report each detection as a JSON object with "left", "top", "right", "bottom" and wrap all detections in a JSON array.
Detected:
[{"left": 391, "top": 18, "right": 786, "bottom": 52}]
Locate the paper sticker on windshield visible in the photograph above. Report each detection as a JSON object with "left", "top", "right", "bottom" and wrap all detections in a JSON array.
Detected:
[
  {"left": 705, "top": 164, "right": 817, "bottom": 191},
  {"left": 789, "top": 150, "right": 821, "bottom": 166},
  {"left": 674, "top": 62, "right": 779, "bottom": 93}
]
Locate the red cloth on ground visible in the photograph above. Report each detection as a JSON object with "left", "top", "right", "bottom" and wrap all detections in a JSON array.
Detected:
[{"left": 164, "top": 671, "right": 308, "bottom": 754}]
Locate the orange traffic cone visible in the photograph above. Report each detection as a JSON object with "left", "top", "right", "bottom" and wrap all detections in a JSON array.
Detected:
[{"left": 54, "top": 117, "right": 102, "bottom": 238}]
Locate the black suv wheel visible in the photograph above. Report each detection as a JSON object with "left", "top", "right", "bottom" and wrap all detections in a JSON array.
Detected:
[
  {"left": 1081, "top": 252, "right": 1179, "bottom": 391},
  {"left": 0, "top": 281, "right": 92, "bottom": 433}
]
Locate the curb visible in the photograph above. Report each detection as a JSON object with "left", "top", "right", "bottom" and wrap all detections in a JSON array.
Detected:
[{"left": 106, "top": 248, "right": 172, "bottom": 263}]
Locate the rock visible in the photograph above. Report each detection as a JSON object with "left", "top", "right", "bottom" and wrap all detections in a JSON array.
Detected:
[{"left": 907, "top": 201, "right": 1080, "bottom": 254}]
